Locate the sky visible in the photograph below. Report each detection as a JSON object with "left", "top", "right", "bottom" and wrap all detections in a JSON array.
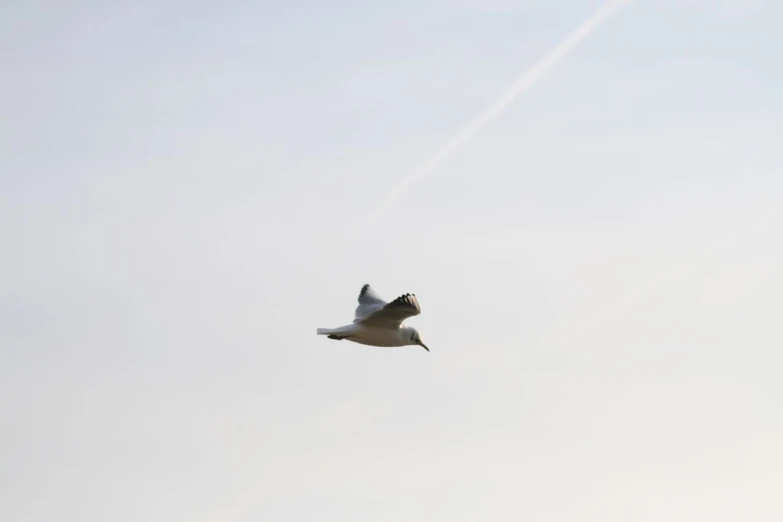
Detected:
[{"left": 1, "top": 0, "right": 782, "bottom": 521}]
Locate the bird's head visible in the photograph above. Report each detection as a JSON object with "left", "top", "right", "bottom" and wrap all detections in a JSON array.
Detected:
[{"left": 405, "top": 327, "right": 429, "bottom": 352}]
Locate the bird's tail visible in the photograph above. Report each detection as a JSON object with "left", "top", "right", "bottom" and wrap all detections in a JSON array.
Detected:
[{"left": 316, "top": 328, "right": 333, "bottom": 335}]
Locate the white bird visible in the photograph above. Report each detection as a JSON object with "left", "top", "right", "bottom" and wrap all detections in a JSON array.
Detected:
[{"left": 317, "top": 284, "right": 430, "bottom": 352}]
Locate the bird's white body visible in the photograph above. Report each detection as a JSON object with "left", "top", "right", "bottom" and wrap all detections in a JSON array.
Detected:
[
  {"left": 317, "top": 324, "right": 417, "bottom": 347},
  {"left": 317, "top": 284, "right": 429, "bottom": 351}
]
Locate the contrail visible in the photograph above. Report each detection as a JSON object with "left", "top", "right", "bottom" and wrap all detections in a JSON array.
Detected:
[{"left": 346, "top": 0, "right": 631, "bottom": 241}]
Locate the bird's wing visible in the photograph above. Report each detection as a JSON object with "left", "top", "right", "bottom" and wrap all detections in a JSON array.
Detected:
[
  {"left": 356, "top": 292, "right": 421, "bottom": 328},
  {"left": 354, "top": 284, "right": 387, "bottom": 321}
]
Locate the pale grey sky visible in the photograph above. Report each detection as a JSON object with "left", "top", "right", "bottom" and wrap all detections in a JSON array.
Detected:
[{"left": 1, "top": 1, "right": 781, "bottom": 521}]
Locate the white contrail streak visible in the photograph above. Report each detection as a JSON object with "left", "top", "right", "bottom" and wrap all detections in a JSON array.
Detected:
[{"left": 346, "top": 0, "right": 631, "bottom": 241}]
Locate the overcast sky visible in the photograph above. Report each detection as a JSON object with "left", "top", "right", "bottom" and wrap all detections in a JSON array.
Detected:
[{"left": 1, "top": 1, "right": 781, "bottom": 521}]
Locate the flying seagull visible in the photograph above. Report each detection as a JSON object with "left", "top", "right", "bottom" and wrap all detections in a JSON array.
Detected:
[{"left": 317, "top": 284, "right": 429, "bottom": 351}]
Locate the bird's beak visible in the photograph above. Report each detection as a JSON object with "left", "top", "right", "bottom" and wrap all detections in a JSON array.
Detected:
[{"left": 418, "top": 341, "right": 429, "bottom": 352}]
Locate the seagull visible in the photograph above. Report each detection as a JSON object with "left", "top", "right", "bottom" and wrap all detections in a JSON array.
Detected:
[{"left": 317, "top": 284, "right": 430, "bottom": 351}]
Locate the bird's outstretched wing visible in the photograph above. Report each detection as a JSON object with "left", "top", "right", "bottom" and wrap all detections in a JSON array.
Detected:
[
  {"left": 356, "top": 292, "right": 421, "bottom": 328},
  {"left": 354, "top": 284, "right": 387, "bottom": 321}
]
